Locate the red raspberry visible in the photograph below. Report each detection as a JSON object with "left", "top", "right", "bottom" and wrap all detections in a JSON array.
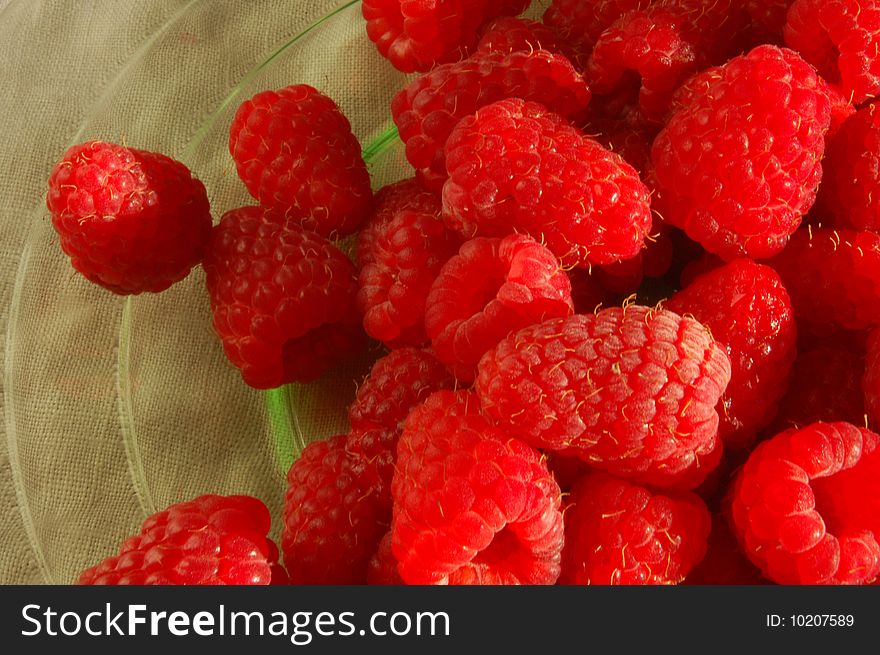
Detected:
[
  {"left": 392, "top": 49, "right": 591, "bottom": 191},
  {"left": 477, "top": 16, "right": 566, "bottom": 56},
  {"left": 542, "top": 0, "right": 644, "bottom": 57},
  {"left": 282, "top": 436, "right": 387, "bottom": 585},
  {"left": 666, "top": 259, "right": 797, "bottom": 450},
  {"left": 771, "top": 227, "right": 880, "bottom": 332},
  {"left": 475, "top": 305, "right": 731, "bottom": 489},
  {"left": 545, "top": 1, "right": 747, "bottom": 65},
  {"left": 79, "top": 495, "right": 282, "bottom": 585},
  {"left": 772, "top": 342, "right": 867, "bottom": 431},
  {"left": 346, "top": 348, "right": 455, "bottom": 500},
  {"left": 784, "top": 0, "right": 880, "bottom": 105},
  {"left": 362, "top": 0, "right": 530, "bottom": 73},
  {"left": 392, "top": 390, "right": 565, "bottom": 585},
  {"left": 652, "top": 45, "right": 832, "bottom": 261},
  {"left": 587, "top": 7, "right": 704, "bottom": 123},
  {"left": 46, "top": 140, "right": 211, "bottom": 295},
  {"left": 357, "top": 179, "right": 441, "bottom": 267},
  {"left": 426, "top": 234, "right": 574, "bottom": 383},
  {"left": 730, "top": 422, "right": 880, "bottom": 584},
  {"left": 443, "top": 98, "right": 652, "bottom": 268},
  {"left": 560, "top": 473, "right": 711, "bottom": 585},
  {"left": 349, "top": 347, "right": 456, "bottom": 433},
  {"left": 357, "top": 210, "right": 461, "bottom": 347},
  {"left": 203, "top": 207, "right": 364, "bottom": 389},
  {"left": 368, "top": 532, "right": 404, "bottom": 585},
  {"left": 865, "top": 331, "right": 880, "bottom": 430},
  {"left": 818, "top": 103, "right": 880, "bottom": 233},
  {"left": 686, "top": 515, "right": 767, "bottom": 584},
  {"left": 228, "top": 85, "right": 371, "bottom": 239}
]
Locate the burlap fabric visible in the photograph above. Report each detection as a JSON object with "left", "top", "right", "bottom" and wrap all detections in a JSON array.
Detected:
[{"left": 0, "top": 0, "right": 425, "bottom": 584}]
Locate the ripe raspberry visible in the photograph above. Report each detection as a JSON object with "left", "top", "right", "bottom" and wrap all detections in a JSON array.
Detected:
[
  {"left": 228, "top": 85, "right": 371, "bottom": 239},
  {"left": 730, "top": 422, "right": 880, "bottom": 584},
  {"left": 771, "top": 227, "right": 880, "bottom": 332},
  {"left": 203, "top": 206, "right": 363, "bottom": 389},
  {"left": 357, "top": 179, "right": 441, "bottom": 267},
  {"left": 349, "top": 347, "right": 456, "bottom": 433},
  {"left": 46, "top": 140, "right": 211, "bottom": 295},
  {"left": 368, "top": 532, "right": 404, "bottom": 585},
  {"left": 357, "top": 210, "right": 460, "bottom": 347},
  {"left": 346, "top": 348, "right": 455, "bottom": 500},
  {"left": 784, "top": 0, "right": 880, "bottom": 105},
  {"left": 362, "top": 0, "right": 530, "bottom": 73},
  {"left": 772, "top": 343, "right": 867, "bottom": 431},
  {"left": 443, "top": 98, "right": 652, "bottom": 268},
  {"left": 542, "top": 0, "right": 644, "bottom": 57},
  {"left": 79, "top": 495, "right": 282, "bottom": 585},
  {"left": 545, "top": 1, "right": 747, "bottom": 65},
  {"left": 818, "top": 103, "right": 880, "bottom": 232},
  {"left": 651, "top": 45, "right": 832, "bottom": 261},
  {"left": 475, "top": 305, "right": 731, "bottom": 489},
  {"left": 477, "top": 16, "right": 566, "bottom": 56},
  {"left": 587, "top": 7, "right": 704, "bottom": 122},
  {"left": 862, "top": 330, "right": 880, "bottom": 429},
  {"left": 282, "top": 436, "right": 387, "bottom": 585},
  {"left": 425, "top": 234, "right": 574, "bottom": 382},
  {"left": 392, "top": 49, "right": 591, "bottom": 191},
  {"left": 560, "top": 473, "right": 711, "bottom": 585},
  {"left": 686, "top": 515, "right": 767, "bottom": 584},
  {"left": 392, "top": 390, "right": 565, "bottom": 585},
  {"left": 667, "top": 259, "right": 797, "bottom": 449}
]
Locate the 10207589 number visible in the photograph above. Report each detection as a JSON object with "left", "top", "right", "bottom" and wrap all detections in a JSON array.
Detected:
[{"left": 765, "top": 614, "right": 855, "bottom": 628}]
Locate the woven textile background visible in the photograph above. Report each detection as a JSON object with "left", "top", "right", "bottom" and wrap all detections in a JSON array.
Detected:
[{"left": 0, "top": 0, "right": 421, "bottom": 584}]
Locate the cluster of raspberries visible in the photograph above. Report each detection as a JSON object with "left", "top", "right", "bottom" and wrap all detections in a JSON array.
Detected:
[{"left": 47, "top": 1, "right": 880, "bottom": 585}]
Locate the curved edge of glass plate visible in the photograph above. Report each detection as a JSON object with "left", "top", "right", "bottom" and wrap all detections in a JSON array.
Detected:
[
  {"left": 115, "top": 0, "right": 376, "bottom": 500},
  {"left": 268, "top": 123, "right": 401, "bottom": 473}
]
